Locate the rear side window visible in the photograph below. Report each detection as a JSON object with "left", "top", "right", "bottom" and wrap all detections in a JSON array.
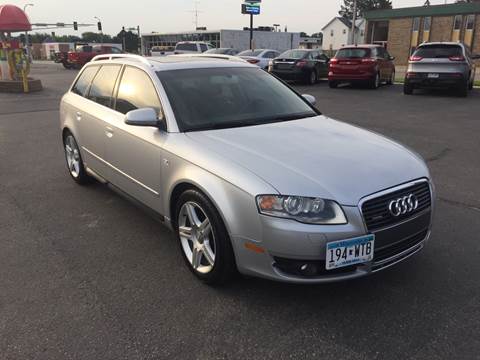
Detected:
[
  {"left": 87, "top": 65, "right": 122, "bottom": 108},
  {"left": 72, "top": 66, "right": 99, "bottom": 97},
  {"left": 115, "top": 67, "right": 162, "bottom": 116},
  {"left": 414, "top": 45, "right": 462, "bottom": 58},
  {"left": 199, "top": 43, "right": 208, "bottom": 52},
  {"left": 336, "top": 48, "right": 371, "bottom": 58},
  {"left": 176, "top": 43, "right": 197, "bottom": 51}
]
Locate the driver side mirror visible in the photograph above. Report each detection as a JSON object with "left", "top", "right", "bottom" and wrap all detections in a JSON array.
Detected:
[
  {"left": 125, "top": 108, "right": 165, "bottom": 129},
  {"left": 302, "top": 94, "right": 316, "bottom": 106}
]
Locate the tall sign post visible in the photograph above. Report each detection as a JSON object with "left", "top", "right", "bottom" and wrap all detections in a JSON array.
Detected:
[{"left": 242, "top": 0, "right": 261, "bottom": 50}]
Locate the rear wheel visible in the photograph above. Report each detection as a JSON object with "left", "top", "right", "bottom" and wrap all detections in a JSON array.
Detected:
[
  {"left": 387, "top": 70, "right": 395, "bottom": 85},
  {"left": 329, "top": 81, "right": 338, "bottom": 89},
  {"left": 308, "top": 70, "right": 317, "bottom": 85},
  {"left": 403, "top": 83, "right": 414, "bottom": 95},
  {"left": 175, "top": 189, "right": 236, "bottom": 286},
  {"left": 62, "top": 62, "right": 73, "bottom": 69}
]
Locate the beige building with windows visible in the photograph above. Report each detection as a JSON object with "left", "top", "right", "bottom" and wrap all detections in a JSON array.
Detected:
[{"left": 365, "top": 2, "right": 480, "bottom": 65}]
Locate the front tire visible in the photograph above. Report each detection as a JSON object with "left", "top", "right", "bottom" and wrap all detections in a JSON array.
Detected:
[
  {"left": 174, "top": 189, "right": 236, "bottom": 286},
  {"left": 307, "top": 70, "right": 317, "bottom": 85},
  {"left": 370, "top": 72, "right": 380, "bottom": 89},
  {"left": 63, "top": 132, "right": 92, "bottom": 185},
  {"left": 387, "top": 70, "right": 395, "bottom": 85},
  {"left": 329, "top": 80, "right": 338, "bottom": 88}
]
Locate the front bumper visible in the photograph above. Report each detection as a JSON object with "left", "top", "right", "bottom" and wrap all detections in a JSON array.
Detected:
[{"left": 232, "top": 183, "right": 433, "bottom": 284}]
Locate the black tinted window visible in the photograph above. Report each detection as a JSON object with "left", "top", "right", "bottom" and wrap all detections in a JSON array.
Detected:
[
  {"left": 87, "top": 65, "right": 121, "bottom": 108},
  {"left": 279, "top": 50, "right": 307, "bottom": 59},
  {"left": 157, "top": 67, "right": 317, "bottom": 132},
  {"left": 116, "top": 67, "right": 162, "bottom": 115},
  {"left": 200, "top": 44, "right": 208, "bottom": 52},
  {"left": 336, "top": 48, "right": 371, "bottom": 58},
  {"left": 72, "top": 66, "right": 99, "bottom": 97},
  {"left": 414, "top": 45, "right": 462, "bottom": 58},
  {"left": 110, "top": 47, "right": 122, "bottom": 53},
  {"left": 176, "top": 43, "right": 197, "bottom": 51}
]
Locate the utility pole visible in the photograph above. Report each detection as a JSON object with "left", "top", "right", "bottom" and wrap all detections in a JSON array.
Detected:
[
  {"left": 188, "top": 1, "right": 202, "bottom": 30},
  {"left": 351, "top": 0, "right": 357, "bottom": 45},
  {"left": 250, "top": 14, "right": 254, "bottom": 50}
]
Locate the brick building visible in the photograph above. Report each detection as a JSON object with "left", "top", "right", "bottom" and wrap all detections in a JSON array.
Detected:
[{"left": 365, "top": 2, "right": 480, "bottom": 65}]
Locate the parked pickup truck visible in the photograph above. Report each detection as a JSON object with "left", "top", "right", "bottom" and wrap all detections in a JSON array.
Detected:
[{"left": 55, "top": 44, "right": 123, "bottom": 69}]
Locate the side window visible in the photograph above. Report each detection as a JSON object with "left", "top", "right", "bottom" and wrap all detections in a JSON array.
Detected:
[
  {"left": 72, "top": 66, "right": 99, "bottom": 97},
  {"left": 110, "top": 47, "right": 122, "bottom": 54},
  {"left": 87, "top": 65, "right": 122, "bottom": 108},
  {"left": 115, "top": 66, "right": 162, "bottom": 116},
  {"left": 200, "top": 43, "right": 208, "bottom": 52}
]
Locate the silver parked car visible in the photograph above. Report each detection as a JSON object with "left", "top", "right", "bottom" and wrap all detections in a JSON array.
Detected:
[
  {"left": 60, "top": 54, "right": 434, "bottom": 285},
  {"left": 404, "top": 42, "right": 479, "bottom": 96}
]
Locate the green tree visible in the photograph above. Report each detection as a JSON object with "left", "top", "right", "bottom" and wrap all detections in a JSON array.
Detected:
[
  {"left": 339, "top": 0, "right": 392, "bottom": 19},
  {"left": 113, "top": 30, "right": 139, "bottom": 53}
]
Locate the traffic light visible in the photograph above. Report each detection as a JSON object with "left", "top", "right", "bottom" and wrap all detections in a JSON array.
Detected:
[
  {"left": 97, "top": 22, "right": 102, "bottom": 32},
  {"left": 73, "top": 21, "right": 78, "bottom": 31}
]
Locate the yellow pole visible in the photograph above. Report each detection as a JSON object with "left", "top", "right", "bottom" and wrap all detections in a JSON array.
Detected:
[{"left": 22, "top": 69, "right": 29, "bottom": 93}]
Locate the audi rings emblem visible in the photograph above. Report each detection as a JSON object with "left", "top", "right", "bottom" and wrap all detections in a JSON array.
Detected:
[{"left": 388, "top": 194, "right": 419, "bottom": 217}]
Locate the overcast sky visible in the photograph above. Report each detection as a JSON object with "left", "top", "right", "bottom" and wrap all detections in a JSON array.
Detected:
[{"left": 9, "top": 0, "right": 455, "bottom": 36}]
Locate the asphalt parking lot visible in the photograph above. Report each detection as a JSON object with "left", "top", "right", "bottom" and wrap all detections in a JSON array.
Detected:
[{"left": 1, "top": 62, "right": 479, "bottom": 360}]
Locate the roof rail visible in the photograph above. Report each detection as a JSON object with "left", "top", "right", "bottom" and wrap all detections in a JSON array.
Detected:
[
  {"left": 91, "top": 53, "right": 152, "bottom": 66},
  {"left": 173, "top": 53, "right": 247, "bottom": 62}
]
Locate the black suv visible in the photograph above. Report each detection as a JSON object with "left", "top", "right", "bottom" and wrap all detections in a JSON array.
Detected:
[{"left": 268, "top": 49, "right": 330, "bottom": 85}]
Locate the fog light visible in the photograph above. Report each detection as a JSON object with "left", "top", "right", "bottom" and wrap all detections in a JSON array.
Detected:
[{"left": 300, "top": 263, "right": 318, "bottom": 276}]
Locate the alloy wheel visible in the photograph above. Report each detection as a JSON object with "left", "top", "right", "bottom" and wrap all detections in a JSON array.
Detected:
[
  {"left": 65, "top": 135, "right": 81, "bottom": 178},
  {"left": 178, "top": 202, "right": 216, "bottom": 274}
]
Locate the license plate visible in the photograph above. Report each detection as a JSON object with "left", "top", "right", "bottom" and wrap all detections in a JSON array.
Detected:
[
  {"left": 428, "top": 73, "right": 439, "bottom": 78},
  {"left": 326, "top": 234, "right": 375, "bottom": 270}
]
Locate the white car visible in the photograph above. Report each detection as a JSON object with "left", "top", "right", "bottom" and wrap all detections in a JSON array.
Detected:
[
  {"left": 238, "top": 49, "right": 281, "bottom": 70},
  {"left": 174, "top": 41, "right": 214, "bottom": 55}
]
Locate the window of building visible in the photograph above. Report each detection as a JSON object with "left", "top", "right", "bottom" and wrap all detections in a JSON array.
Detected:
[
  {"left": 466, "top": 14, "right": 475, "bottom": 30},
  {"left": 453, "top": 15, "right": 462, "bottom": 31},
  {"left": 343, "top": 29, "right": 346, "bottom": 35},
  {"left": 412, "top": 17, "right": 420, "bottom": 32},
  {"left": 87, "top": 65, "right": 122, "bottom": 108},
  {"left": 115, "top": 66, "right": 163, "bottom": 116},
  {"left": 423, "top": 17, "right": 431, "bottom": 32},
  {"left": 330, "top": 29, "right": 334, "bottom": 37}
]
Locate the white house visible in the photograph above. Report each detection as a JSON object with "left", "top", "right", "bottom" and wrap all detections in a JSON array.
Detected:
[{"left": 321, "top": 17, "right": 366, "bottom": 54}]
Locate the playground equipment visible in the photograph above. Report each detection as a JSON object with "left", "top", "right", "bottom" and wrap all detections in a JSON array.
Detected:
[{"left": 0, "top": 4, "right": 42, "bottom": 93}]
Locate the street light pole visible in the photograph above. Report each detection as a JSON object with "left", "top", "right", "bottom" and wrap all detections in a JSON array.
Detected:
[{"left": 23, "top": 3, "right": 34, "bottom": 62}]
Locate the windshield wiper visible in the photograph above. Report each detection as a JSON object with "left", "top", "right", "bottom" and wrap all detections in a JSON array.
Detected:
[{"left": 185, "top": 112, "right": 318, "bottom": 132}]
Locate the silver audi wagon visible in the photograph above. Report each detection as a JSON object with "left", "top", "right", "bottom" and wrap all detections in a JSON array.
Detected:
[{"left": 60, "top": 54, "right": 434, "bottom": 285}]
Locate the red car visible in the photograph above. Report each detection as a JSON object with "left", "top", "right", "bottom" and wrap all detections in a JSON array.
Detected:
[
  {"left": 67, "top": 44, "right": 123, "bottom": 69},
  {"left": 328, "top": 45, "right": 396, "bottom": 89}
]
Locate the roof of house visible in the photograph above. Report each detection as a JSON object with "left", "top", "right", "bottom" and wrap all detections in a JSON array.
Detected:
[
  {"left": 365, "top": 2, "right": 480, "bottom": 21},
  {"left": 321, "top": 17, "right": 364, "bottom": 31}
]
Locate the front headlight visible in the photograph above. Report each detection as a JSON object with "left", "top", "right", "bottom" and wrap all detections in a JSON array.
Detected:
[{"left": 256, "top": 195, "right": 347, "bottom": 225}]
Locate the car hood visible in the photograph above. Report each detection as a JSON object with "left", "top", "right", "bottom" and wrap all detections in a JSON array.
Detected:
[{"left": 186, "top": 116, "right": 430, "bottom": 205}]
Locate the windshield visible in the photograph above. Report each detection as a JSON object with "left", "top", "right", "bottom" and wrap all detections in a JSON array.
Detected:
[
  {"left": 157, "top": 67, "right": 318, "bottom": 132},
  {"left": 176, "top": 43, "right": 197, "bottom": 51},
  {"left": 336, "top": 48, "right": 371, "bottom": 58},
  {"left": 238, "top": 49, "right": 263, "bottom": 57},
  {"left": 414, "top": 45, "right": 462, "bottom": 58},
  {"left": 279, "top": 50, "right": 308, "bottom": 59}
]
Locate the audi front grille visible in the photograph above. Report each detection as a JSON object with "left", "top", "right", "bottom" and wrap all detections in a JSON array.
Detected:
[{"left": 361, "top": 180, "right": 431, "bottom": 232}]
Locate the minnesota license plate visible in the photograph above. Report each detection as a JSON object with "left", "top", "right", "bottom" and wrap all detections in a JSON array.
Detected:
[
  {"left": 326, "top": 234, "right": 375, "bottom": 270},
  {"left": 428, "top": 73, "right": 439, "bottom": 78}
]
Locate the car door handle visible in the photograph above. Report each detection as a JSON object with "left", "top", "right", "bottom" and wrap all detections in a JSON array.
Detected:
[
  {"left": 75, "top": 111, "right": 82, "bottom": 121},
  {"left": 105, "top": 127, "right": 114, "bottom": 138}
]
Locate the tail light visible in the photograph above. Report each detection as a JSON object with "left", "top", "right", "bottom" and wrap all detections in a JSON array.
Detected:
[
  {"left": 247, "top": 59, "right": 260, "bottom": 64},
  {"left": 296, "top": 60, "right": 308, "bottom": 67},
  {"left": 361, "top": 58, "right": 376, "bottom": 64},
  {"left": 409, "top": 56, "right": 423, "bottom": 62},
  {"left": 449, "top": 56, "right": 465, "bottom": 62},
  {"left": 329, "top": 58, "right": 338, "bottom": 66}
]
